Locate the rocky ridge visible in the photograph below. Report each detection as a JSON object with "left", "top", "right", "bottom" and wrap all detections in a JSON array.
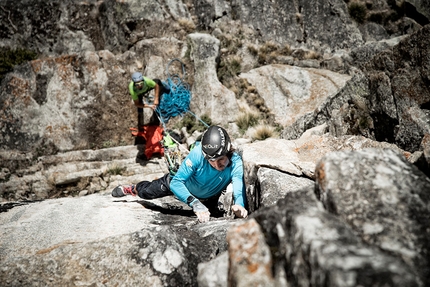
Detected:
[{"left": 1, "top": 0, "right": 430, "bottom": 286}]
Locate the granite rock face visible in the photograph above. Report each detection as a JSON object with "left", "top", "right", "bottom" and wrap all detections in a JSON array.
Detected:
[
  {"left": 225, "top": 148, "right": 429, "bottom": 287},
  {"left": 281, "top": 24, "right": 430, "bottom": 161},
  {"left": 2, "top": 134, "right": 430, "bottom": 286},
  {"left": 315, "top": 148, "right": 430, "bottom": 286},
  {"left": 1, "top": 0, "right": 430, "bottom": 286}
]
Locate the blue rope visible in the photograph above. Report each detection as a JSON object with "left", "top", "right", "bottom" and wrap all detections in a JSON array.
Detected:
[
  {"left": 187, "top": 110, "right": 209, "bottom": 128},
  {"left": 156, "top": 59, "right": 192, "bottom": 123},
  {"left": 155, "top": 59, "right": 212, "bottom": 174},
  {"left": 156, "top": 58, "right": 210, "bottom": 131}
]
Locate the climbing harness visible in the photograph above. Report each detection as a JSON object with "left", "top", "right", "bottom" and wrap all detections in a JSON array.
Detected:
[{"left": 160, "top": 131, "right": 187, "bottom": 176}]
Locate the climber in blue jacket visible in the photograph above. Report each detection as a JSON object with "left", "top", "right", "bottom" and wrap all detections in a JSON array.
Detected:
[{"left": 111, "top": 125, "right": 248, "bottom": 223}]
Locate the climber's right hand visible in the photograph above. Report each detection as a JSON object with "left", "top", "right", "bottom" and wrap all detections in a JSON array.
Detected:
[{"left": 191, "top": 199, "right": 210, "bottom": 223}]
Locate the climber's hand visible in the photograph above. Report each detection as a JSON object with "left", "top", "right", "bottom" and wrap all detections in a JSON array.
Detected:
[
  {"left": 232, "top": 205, "right": 248, "bottom": 219},
  {"left": 192, "top": 200, "right": 210, "bottom": 223}
]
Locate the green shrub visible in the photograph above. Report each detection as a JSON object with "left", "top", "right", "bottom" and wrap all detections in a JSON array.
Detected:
[
  {"left": 218, "top": 56, "right": 242, "bottom": 84},
  {"left": 174, "top": 113, "right": 212, "bottom": 134},
  {"left": 199, "top": 114, "right": 212, "bottom": 130},
  {"left": 257, "top": 41, "right": 280, "bottom": 65},
  {"left": 257, "top": 53, "right": 268, "bottom": 65},
  {"left": 279, "top": 44, "right": 292, "bottom": 56},
  {"left": 229, "top": 57, "right": 241, "bottom": 75},
  {"left": 260, "top": 41, "right": 279, "bottom": 54},
  {"left": 102, "top": 141, "right": 114, "bottom": 148},
  {"left": 348, "top": 2, "right": 367, "bottom": 23},
  {"left": 303, "top": 50, "right": 322, "bottom": 60},
  {"left": 252, "top": 125, "right": 276, "bottom": 141},
  {"left": 0, "top": 48, "right": 38, "bottom": 82},
  {"left": 236, "top": 111, "right": 260, "bottom": 132},
  {"left": 178, "top": 18, "right": 196, "bottom": 33},
  {"left": 368, "top": 12, "right": 384, "bottom": 24},
  {"left": 106, "top": 165, "right": 126, "bottom": 175},
  {"left": 247, "top": 44, "right": 259, "bottom": 56}
]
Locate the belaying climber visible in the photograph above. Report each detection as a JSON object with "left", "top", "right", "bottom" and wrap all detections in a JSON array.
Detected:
[
  {"left": 128, "top": 72, "right": 169, "bottom": 131},
  {"left": 111, "top": 125, "right": 248, "bottom": 223}
]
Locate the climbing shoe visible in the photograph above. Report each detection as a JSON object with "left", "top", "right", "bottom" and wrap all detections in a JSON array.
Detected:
[{"left": 111, "top": 185, "right": 136, "bottom": 197}]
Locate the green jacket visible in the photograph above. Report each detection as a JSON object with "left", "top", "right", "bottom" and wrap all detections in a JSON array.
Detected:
[{"left": 128, "top": 77, "right": 156, "bottom": 101}]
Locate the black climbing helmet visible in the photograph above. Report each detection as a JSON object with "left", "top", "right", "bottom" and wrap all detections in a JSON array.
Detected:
[{"left": 201, "top": 126, "right": 231, "bottom": 160}]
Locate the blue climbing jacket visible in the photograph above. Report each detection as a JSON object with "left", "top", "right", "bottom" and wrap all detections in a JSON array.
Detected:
[{"left": 169, "top": 143, "right": 246, "bottom": 208}]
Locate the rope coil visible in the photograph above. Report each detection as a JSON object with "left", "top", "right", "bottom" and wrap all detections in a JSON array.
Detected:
[
  {"left": 155, "top": 58, "right": 210, "bottom": 175},
  {"left": 157, "top": 59, "right": 191, "bottom": 124}
]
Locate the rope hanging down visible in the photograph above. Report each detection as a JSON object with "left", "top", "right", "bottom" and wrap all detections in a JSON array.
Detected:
[
  {"left": 156, "top": 59, "right": 192, "bottom": 124},
  {"left": 153, "top": 59, "right": 213, "bottom": 175}
]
